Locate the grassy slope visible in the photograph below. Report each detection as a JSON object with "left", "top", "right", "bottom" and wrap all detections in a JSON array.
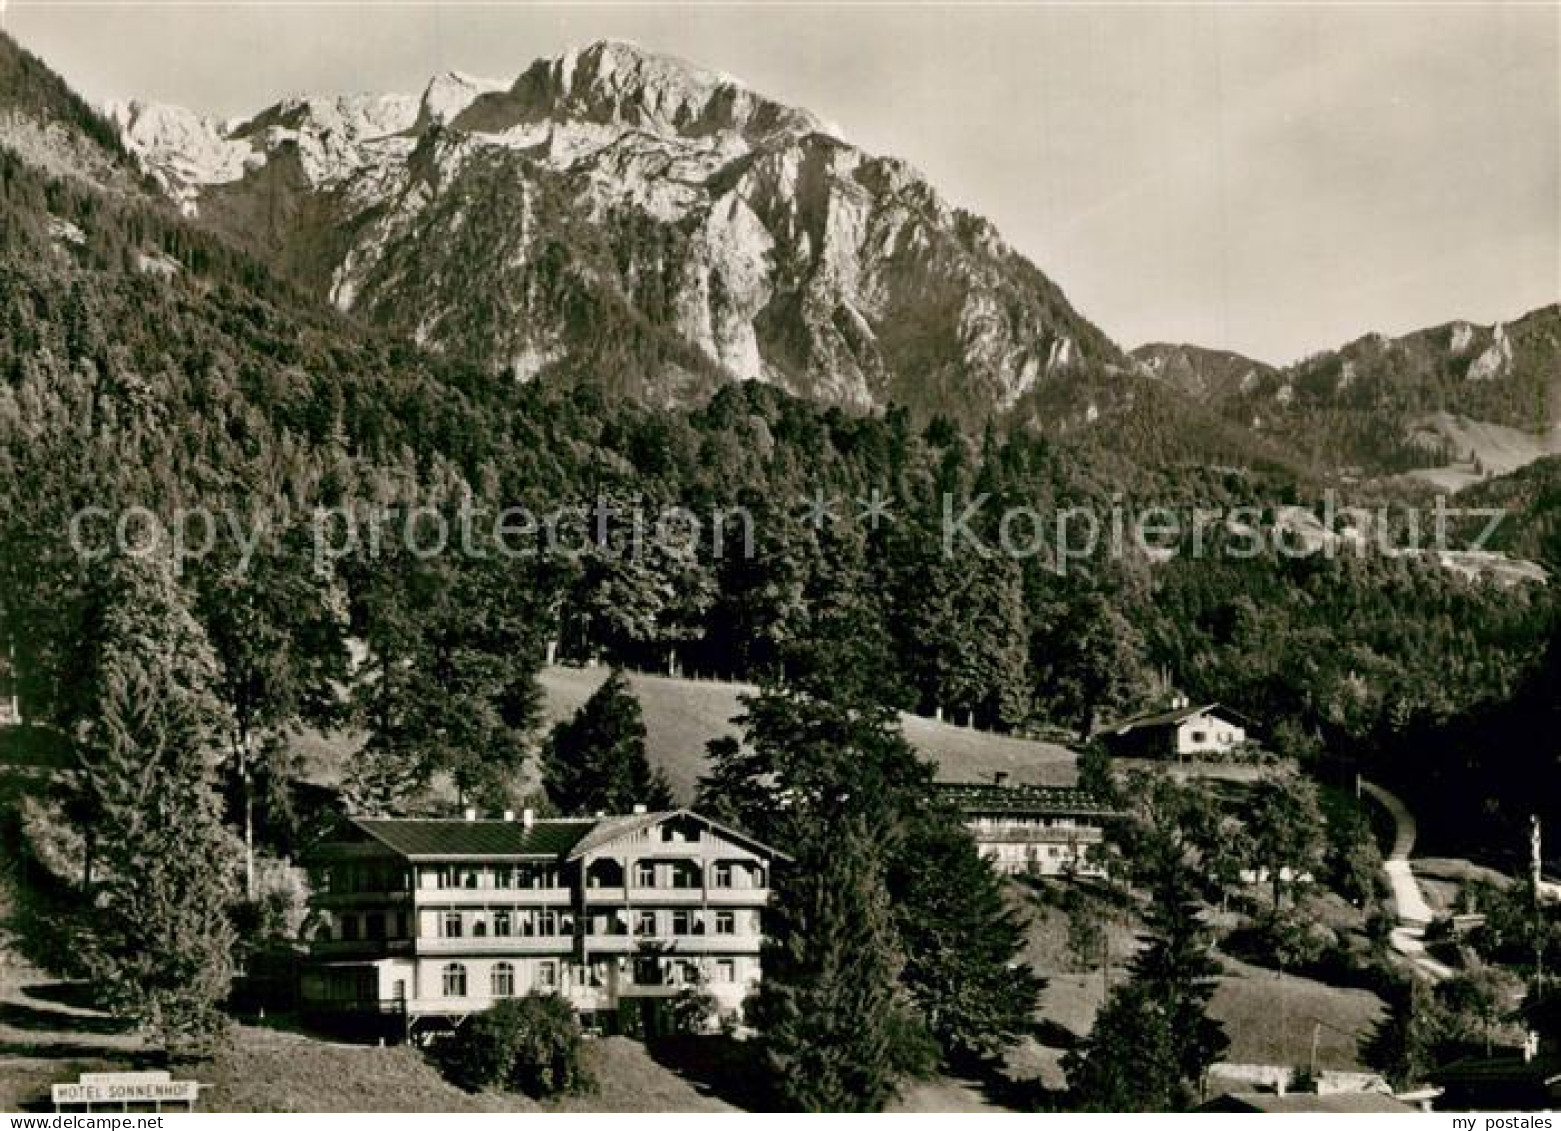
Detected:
[
  {"left": 539, "top": 665, "right": 1077, "bottom": 801},
  {"left": 1404, "top": 413, "right": 1561, "bottom": 493}
]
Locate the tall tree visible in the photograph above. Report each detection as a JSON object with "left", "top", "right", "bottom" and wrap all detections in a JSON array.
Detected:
[
  {"left": 748, "top": 819, "right": 922, "bottom": 1111},
  {"left": 346, "top": 545, "right": 546, "bottom": 811},
  {"left": 71, "top": 554, "right": 237, "bottom": 1056},
  {"left": 193, "top": 527, "right": 348, "bottom": 896},
  {"left": 889, "top": 816, "right": 1044, "bottom": 1068},
  {"left": 1065, "top": 868, "right": 1227, "bottom": 1110},
  {"left": 543, "top": 668, "right": 672, "bottom": 815}
]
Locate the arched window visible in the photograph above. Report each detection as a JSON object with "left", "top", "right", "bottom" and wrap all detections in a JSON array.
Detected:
[
  {"left": 442, "top": 962, "right": 467, "bottom": 997},
  {"left": 491, "top": 962, "right": 515, "bottom": 998}
]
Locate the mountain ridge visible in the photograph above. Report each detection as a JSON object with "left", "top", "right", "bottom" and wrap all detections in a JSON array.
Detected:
[{"left": 105, "top": 37, "right": 1129, "bottom": 427}]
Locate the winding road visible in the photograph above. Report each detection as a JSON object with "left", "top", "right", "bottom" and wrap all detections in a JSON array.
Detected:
[{"left": 1358, "top": 780, "right": 1453, "bottom": 982}]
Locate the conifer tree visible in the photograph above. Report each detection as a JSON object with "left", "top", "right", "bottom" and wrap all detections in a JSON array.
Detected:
[
  {"left": 748, "top": 819, "right": 922, "bottom": 1111},
  {"left": 71, "top": 554, "right": 237, "bottom": 1057},
  {"left": 543, "top": 669, "right": 672, "bottom": 815},
  {"left": 889, "top": 816, "right": 1045, "bottom": 1068}
]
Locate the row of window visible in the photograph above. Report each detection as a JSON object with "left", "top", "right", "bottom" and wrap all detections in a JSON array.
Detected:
[
  {"left": 436, "top": 957, "right": 740, "bottom": 998},
  {"left": 423, "top": 864, "right": 561, "bottom": 891},
  {"left": 319, "top": 859, "right": 767, "bottom": 896},
  {"left": 433, "top": 908, "right": 750, "bottom": 939},
  {"left": 328, "top": 907, "right": 758, "bottom": 944}
]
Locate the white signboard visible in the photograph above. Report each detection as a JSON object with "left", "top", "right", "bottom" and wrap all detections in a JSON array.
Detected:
[{"left": 52, "top": 1073, "right": 198, "bottom": 1107}]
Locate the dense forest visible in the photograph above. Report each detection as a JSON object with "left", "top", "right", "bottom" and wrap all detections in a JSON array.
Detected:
[{"left": 3, "top": 105, "right": 1557, "bottom": 850}]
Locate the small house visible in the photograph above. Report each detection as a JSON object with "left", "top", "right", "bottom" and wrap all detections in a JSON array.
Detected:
[{"left": 1101, "top": 698, "right": 1248, "bottom": 761}]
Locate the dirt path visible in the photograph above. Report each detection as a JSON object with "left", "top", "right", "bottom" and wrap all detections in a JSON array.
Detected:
[{"left": 1359, "top": 781, "right": 1452, "bottom": 981}]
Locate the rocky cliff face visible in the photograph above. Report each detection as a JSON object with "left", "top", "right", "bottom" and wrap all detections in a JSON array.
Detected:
[{"left": 109, "top": 39, "right": 1125, "bottom": 423}]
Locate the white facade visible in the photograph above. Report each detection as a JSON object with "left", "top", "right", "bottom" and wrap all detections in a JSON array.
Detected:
[
  {"left": 301, "top": 809, "right": 778, "bottom": 1034},
  {"left": 1172, "top": 710, "right": 1246, "bottom": 757}
]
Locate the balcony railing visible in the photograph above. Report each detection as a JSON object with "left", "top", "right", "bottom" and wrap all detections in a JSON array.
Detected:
[
  {"left": 310, "top": 938, "right": 415, "bottom": 958},
  {"left": 582, "top": 886, "right": 769, "bottom": 906},
  {"left": 311, "top": 889, "right": 414, "bottom": 907},
  {"left": 414, "top": 935, "right": 575, "bottom": 956},
  {"left": 411, "top": 887, "right": 574, "bottom": 907},
  {"left": 580, "top": 934, "right": 762, "bottom": 956}
]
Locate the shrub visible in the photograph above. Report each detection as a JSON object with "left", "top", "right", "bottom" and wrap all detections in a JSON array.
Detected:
[{"left": 438, "top": 995, "right": 595, "bottom": 1098}]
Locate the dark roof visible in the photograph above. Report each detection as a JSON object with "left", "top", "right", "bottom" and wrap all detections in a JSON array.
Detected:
[
  {"left": 933, "top": 782, "right": 1119, "bottom": 818},
  {"left": 352, "top": 818, "right": 598, "bottom": 860},
  {"left": 1106, "top": 701, "right": 1243, "bottom": 734},
  {"left": 327, "top": 809, "right": 789, "bottom": 864},
  {"left": 1433, "top": 1053, "right": 1561, "bottom": 1087},
  {"left": 1201, "top": 1092, "right": 1416, "bottom": 1114}
]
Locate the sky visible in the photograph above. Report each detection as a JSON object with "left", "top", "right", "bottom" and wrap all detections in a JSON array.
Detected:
[{"left": 6, "top": 2, "right": 1559, "bottom": 364}]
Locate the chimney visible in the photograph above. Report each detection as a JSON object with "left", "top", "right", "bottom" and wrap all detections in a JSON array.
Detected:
[
  {"left": 463, "top": 807, "right": 477, "bottom": 822},
  {"left": 993, "top": 771, "right": 1010, "bottom": 788},
  {"left": 502, "top": 809, "right": 516, "bottom": 822},
  {"left": 632, "top": 803, "right": 648, "bottom": 815},
  {"left": 522, "top": 808, "right": 535, "bottom": 830}
]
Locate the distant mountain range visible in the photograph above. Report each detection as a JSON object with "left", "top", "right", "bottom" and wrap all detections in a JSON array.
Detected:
[
  {"left": 5, "top": 31, "right": 1558, "bottom": 481},
  {"left": 1136, "top": 309, "right": 1561, "bottom": 478}
]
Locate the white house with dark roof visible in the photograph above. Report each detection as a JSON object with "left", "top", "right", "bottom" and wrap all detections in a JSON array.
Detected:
[
  {"left": 300, "top": 807, "right": 783, "bottom": 1039},
  {"left": 1101, "top": 699, "right": 1248, "bottom": 761}
]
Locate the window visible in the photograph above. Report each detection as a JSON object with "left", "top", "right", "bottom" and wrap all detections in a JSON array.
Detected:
[
  {"left": 537, "top": 910, "right": 558, "bottom": 937},
  {"left": 462, "top": 868, "right": 480, "bottom": 890},
  {"left": 635, "top": 862, "right": 656, "bottom": 888},
  {"left": 494, "top": 866, "right": 514, "bottom": 889},
  {"left": 442, "top": 963, "right": 467, "bottom": 997},
  {"left": 635, "top": 911, "right": 657, "bottom": 937},
  {"left": 1190, "top": 730, "right": 1208, "bottom": 744},
  {"left": 715, "top": 960, "right": 736, "bottom": 984},
  {"left": 714, "top": 911, "right": 736, "bottom": 936},
  {"left": 494, "top": 911, "right": 512, "bottom": 937},
  {"left": 340, "top": 914, "right": 359, "bottom": 942},
  {"left": 712, "top": 863, "right": 733, "bottom": 889},
  {"left": 672, "top": 863, "right": 699, "bottom": 890},
  {"left": 443, "top": 912, "right": 463, "bottom": 939},
  {"left": 365, "top": 913, "right": 385, "bottom": 940},
  {"left": 671, "top": 911, "right": 692, "bottom": 936},
  {"left": 473, "top": 916, "right": 488, "bottom": 938},
  {"left": 536, "top": 961, "right": 557, "bottom": 990},
  {"left": 491, "top": 962, "right": 515, "bottom": 997}
]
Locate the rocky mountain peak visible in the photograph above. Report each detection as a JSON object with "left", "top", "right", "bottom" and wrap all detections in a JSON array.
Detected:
[
  {"left": 102, "top": 37, "right": 1124, "bottom": 423},
  {"left": 446, "top": 38, "right": 827, "bottom": 147}
]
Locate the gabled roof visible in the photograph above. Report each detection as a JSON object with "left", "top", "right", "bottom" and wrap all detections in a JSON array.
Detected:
[
  {"left": 1106, "top": 701, "right": 1244, "bottom": 734},
  {"left": 565, "top": 808, "right": 790, "bottom": 864},
  {"left": 933, "top": 782, "right": 1120, "bottom": 818},
  {"left": 352, "top": 817, "right": 598, "bottom": 860}
]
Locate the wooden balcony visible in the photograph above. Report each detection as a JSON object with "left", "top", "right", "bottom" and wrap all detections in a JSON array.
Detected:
[
  {"left": 580, "top": 934, "right": 762, "bottom": 956},
  {"left": 411, "top": 887, "right": 574, "bottom": 907},
  {"left": 582, "top": 886, "right": 769, "bottom": 906},
  {"left": 414, "top": 935, "right": 574, "bottom": 956},
  {"left": 310, "top": 938, "right": 415, "bottom": 959}
]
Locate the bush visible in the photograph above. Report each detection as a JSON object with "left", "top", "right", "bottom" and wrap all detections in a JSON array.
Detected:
[{"left": 438, "top": 995, "right": 595, "bottom": 1098}]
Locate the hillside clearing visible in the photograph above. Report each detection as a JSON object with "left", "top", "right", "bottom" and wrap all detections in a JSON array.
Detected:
[{"left": 540, "top": 665, "right": 1077, "bottom": 800}]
